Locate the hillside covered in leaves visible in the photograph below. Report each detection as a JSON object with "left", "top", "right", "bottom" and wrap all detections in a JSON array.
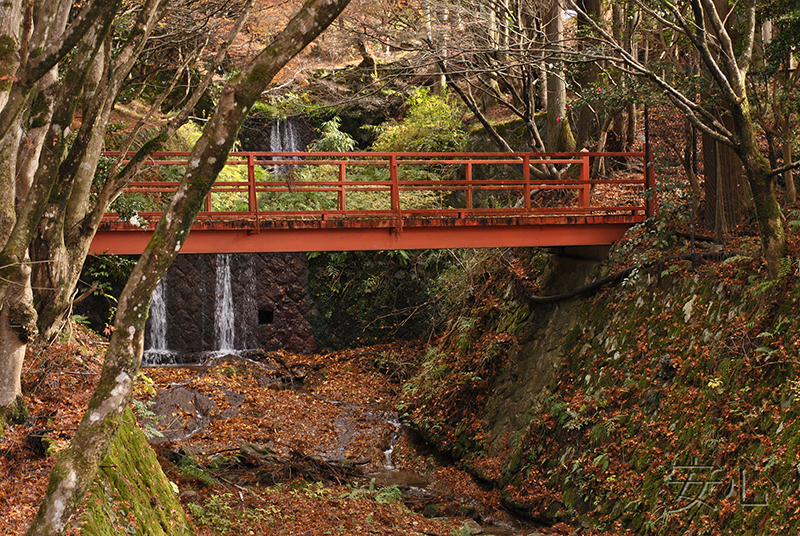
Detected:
[{"left": 397, "top": 213, "right": 800, "bottom": 534}]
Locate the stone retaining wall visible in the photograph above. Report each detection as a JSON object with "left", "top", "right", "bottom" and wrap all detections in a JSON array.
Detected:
[{"left": 144, "top": 253, "right": 316, "bottom": 356}]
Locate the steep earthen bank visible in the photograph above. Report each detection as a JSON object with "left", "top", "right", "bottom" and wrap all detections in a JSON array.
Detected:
[{"left": 401, "top": 234, "right": 800, "bottom": 534}]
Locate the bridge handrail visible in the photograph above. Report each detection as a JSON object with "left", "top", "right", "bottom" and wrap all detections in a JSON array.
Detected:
[{"left": 101, "top": 150, "right": 653, "bottom": 229}]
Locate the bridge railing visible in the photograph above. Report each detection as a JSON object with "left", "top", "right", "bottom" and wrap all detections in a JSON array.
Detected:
[{"left": 102, "top": 150, "right": 652, "bottom": 228}]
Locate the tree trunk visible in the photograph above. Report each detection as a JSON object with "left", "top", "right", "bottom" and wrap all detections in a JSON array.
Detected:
[
  {"left": 736, "top": 111, "right": 785, "bottom": 277},
  {"left": 0, "top": 263, "right": 36, "bottom": 428},
  {"left": 0, "top": 0, "right": 22, "bottom": 112},
  {"left": 0, "top": 0, "right": 22, "bottom": 247},
  {"left": 545, "top": 2, "right": 576, "bottom": 152},
  {"left": 702, "top": 122, "right": 747, "bottom": 240},
  {"left": 31, "top": 0, "right": 250, "bottom": 341},
  {"left": 25, "top": 1, "right": 352, "bottom": 533},
  {"left": 575, "top": 0, "right": 602, "bottom": 147},
  {"left": 782, "top": 114, "right": 796, "bottom": 206}
]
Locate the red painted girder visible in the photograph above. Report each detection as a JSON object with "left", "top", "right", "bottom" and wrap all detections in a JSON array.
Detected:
[{"left": 91, "top": 215, "right": 644, "bottom": 254}]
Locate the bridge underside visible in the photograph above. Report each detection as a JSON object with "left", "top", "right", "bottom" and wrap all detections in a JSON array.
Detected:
[{"left": 91, "top": 214, "right": 642, "bottom": 254}]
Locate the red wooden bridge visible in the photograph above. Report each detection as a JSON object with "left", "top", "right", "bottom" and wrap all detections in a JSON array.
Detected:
[{"left": 91, "top": 150, "right": 653, "bottom": 254}]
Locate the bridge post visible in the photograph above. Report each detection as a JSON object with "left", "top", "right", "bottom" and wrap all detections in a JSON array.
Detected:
[
  {"left": 523, "top": 155, "right": 531, "bottom": 211},
  {"left": 338, "top": 162, "right": 346, "bottom": 211},
  {"left": 579, "top": 154, "right": 591, "bottom": 208},
  {"left": 390, "top": 154, "right": 400, "bottom": 214},
  {"left": 466, "top": 162, "right": 473, "bottom": 209},
  {"left": 247, "top": 154, "right": 260, "bottom": 233}
]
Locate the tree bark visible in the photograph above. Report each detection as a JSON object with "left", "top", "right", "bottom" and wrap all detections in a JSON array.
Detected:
[
  {"left": 781, "top": 114, "right": 796, "bottom": 206},
  {"left": 30, "top": 0, "right": 166, "bottom": 341},
  {"left": 25, "top": 0, "right": 352, "bottom": 534},
  {"left": 545, "top": 1, "right": 576, "bottom": 153},
  {"left": 703, "top": 125, "right": 747, "bottom": 240},
  {"left": 574, "top": 0, "right": 602, "bottom": 147},
  {"left": 0, "top": 2, "right": 118, "bottom": 309},
  {"left": 0, "top": 262, "right": 36, "bottom": 428},
  {"left": 735, "top": 108, "right": 785, "bottom": 276},
  {"left": 31, "top": 0, "right": 251, "bottom": 342}
]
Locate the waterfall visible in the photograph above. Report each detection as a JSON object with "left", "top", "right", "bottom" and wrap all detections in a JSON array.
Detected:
[
  {"left": 215, "top": 253, "right": 235, "bottom": 352},
  {"left": 269, "top": 119, "right": 301, "bottom": 153},
  {"left": 270, "top": 119, "right": 301, "bottom": 174},
  {"left": 144, "top": 278, "right": 171, "bottom": 365}
]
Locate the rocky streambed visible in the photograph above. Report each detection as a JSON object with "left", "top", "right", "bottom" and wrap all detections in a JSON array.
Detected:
[{"left": 139, "top": 344, "right": 543, "bottom": 536}]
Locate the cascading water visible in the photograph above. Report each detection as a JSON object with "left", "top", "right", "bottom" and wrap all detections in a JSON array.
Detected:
[
  {"left": 215, "top": 253, "right": 235, "bottom": 353},
  {"left": 269, "top": 119, "right": 302, "bottom": 174},
  {"left": 144, "top": 278, "right": 172, "bottom": 365},
  {"left": 270, "top": 119, "right": 301, "bottom": 153}
]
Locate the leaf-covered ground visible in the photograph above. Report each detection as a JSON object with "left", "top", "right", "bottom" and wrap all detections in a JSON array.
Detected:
[{"left": 0, "top": 336, "right": 549, "bottom": 535}]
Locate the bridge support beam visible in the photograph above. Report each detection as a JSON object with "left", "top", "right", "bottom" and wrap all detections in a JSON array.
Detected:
[{"left": 91, "top": 218, "right": 638, "bottom": 255}]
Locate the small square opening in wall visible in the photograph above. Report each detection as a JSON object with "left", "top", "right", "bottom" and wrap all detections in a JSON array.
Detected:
[{"left": 258, "top": 309, "right": 274, "bottom": 325}]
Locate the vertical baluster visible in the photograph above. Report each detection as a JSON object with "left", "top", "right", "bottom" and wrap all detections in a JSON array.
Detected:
[
  {"left": 523, "top": 155, "right": 531, "bottom": 211},
  {"left": 466, "top": 162, "right": 473, "bottom": 210},
  {"left": 390, "top": 154, "right": 400, "bottom": 214},
  {"left": 338, "top": 162, "right": 346, "bottom": 211},
  {"left": 579, "top": 154, "right": 591, "bottom": 208}
]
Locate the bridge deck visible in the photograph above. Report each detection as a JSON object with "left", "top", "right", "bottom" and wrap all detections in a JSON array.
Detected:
[{"left": 92, "top": 151, "right": 652, "bottom": 254}]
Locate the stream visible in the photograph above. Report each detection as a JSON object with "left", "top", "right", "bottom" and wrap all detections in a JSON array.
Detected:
[{"left": 142, "top": 350, "right": 540, "bottom": 536}]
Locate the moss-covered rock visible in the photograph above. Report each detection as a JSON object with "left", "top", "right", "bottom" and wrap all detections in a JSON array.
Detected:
[{"left": 80, "top": 407, "right": 194, "bottom": 536}]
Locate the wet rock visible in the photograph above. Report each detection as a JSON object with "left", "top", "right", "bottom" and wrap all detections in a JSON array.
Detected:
[
  {"left": 423, "top": 503, "right": 443, "bottom": 518},
  {"left": 146, "top": 387, "right": 216, "bottom": 443},
  {"left": 459, "top": 519, "right": 483, "bottom": 534}
]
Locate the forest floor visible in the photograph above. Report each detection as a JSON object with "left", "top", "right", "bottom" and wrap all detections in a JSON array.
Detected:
[{"left": 0, "top": 335, "right": 558, "bottom": 536}]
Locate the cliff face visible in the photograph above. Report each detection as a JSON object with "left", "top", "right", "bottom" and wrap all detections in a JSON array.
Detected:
[{"left": 401, "top": 236, "right": 800, "bottom": 534}]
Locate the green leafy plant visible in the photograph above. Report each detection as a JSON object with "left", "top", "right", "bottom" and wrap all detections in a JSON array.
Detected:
[
  {"left": 186, "top": 493, "right": 281, "bottom": 535},
  {"left": 308, "top": 116, "right": 356, "bottom": 152},
  {"left": 371, "top": 88, "right": 467, "bottom": 152},
  {"left": 130, "top": 399, "right": 164, "bottom": 440}
]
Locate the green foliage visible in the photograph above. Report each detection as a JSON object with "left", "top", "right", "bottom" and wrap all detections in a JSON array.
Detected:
[
  {"left": 307, "top": 250, "right": 438, "bottom": 348},
  {"left": 760, "top": 0, "right": 800, "bottom": 79},
  {"left": 84, "top": 254, "right": 136, "bottom": 302},
  {"left": 307, "top": 116, "right": 356, "bottom": 152},
  {"left": 71, "top": 314, "right": 91, "bottom": 327},
  {"left": 256, "top": 165, "right": 338, "bottom": 212},
  {"left": 131, "top": 399, "right": 164, "bottom": 440},
  {"left": 340, "top": 479, "right": 402, "bottom": 505},
  {"left": 426, "top": 249, "right": 495, "bottom": 328},
  {"left": 788, "top": 210, "right": 800, "bottom": 233},
  {"left": 186, "top": 493, "right": 281, "bottom": 535},
  {"left": 178, "top": 457, "right": 219, "bottom": 487},
  {"left": 249, "top": 93, "right": 321, "bottom": 123},
  {"left": 371, "top": 88, "right": 467, "bottom": 152}
]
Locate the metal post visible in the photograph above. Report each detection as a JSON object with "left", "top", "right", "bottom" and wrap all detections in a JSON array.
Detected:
[
  {"left": 523, "top": 155, "right": 531, "bottom": 211},
  {"left": 390, "top": 154, "right": 402, "bottom": 232},
  {"left": 247, "top": 154, "right": 256, "bottom": 212},
  {"left": 644, "top": 104, "right": 653, "bottom": 219},
  {"left": 390, "top": 154, "right": 400, "bottom": 213},
  {"left": 338, "top": 162, "right": 346, "bottom": 211},
  {"left": 466, "top": 162, "right": 473, "bottom": 209},
  {"left": 579, "top": 154, "right": 591, "bottom": 208}
]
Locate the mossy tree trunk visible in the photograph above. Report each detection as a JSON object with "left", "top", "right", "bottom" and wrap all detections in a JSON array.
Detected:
[
  {"left": 735, "top": 106, "right": 785, "bottom": 273},
  {"left": 25, "top": 0, "right": 352, "bottom": 534},
  {"left": 29, "top": 0, "right": 172, "bottom": 342},
  {"left": 780, "top": 113, "right": 796, "bottom": 206}
]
